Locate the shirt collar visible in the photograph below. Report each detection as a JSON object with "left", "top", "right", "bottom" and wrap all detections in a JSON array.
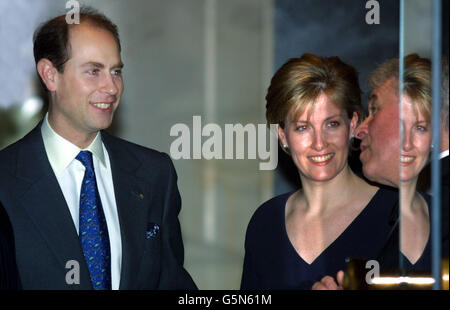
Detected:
[
  {"left": 440, "top": 149, "right": 449, "bottom": 160},
  {"left": 41, "top": 113, "right": 107, "bottom": 175}
]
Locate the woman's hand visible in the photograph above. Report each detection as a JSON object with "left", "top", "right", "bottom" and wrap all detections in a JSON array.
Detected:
[{"left": 311, "top": 270, "right": 345, "bottom": 290}]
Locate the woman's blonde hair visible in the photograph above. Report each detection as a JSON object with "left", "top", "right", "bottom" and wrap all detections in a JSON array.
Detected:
[{"left": 266, "top": 53, "right": 363, "bottom": 129}]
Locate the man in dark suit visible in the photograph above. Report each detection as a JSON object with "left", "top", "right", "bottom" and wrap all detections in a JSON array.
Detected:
[{"left": 0, "top": 8, "right": 196, "bottom": 290}]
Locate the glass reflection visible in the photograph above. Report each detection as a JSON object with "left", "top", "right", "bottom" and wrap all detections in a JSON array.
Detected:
[
  {"left": 398, "top": 54, "right": 433, "bottom": 274},
  {"left": 400, "top": 0, "right": 448, "bottom": 290}
]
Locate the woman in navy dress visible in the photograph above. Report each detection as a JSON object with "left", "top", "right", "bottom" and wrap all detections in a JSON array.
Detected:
[{"left": 240, "top": 54, "right": 399, "bottom": 290}]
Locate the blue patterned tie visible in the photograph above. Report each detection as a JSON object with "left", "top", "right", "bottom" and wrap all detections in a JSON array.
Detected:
[{"left": 76, "top": 151, "right": 111, "bottom": 290}]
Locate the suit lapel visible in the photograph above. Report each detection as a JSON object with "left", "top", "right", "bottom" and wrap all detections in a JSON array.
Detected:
[
  {"left": 101, "top": 132, "right": 149, "bottom": 290},
  {"left": 15, "top": 124, "right": 92, "bottom": 289}
]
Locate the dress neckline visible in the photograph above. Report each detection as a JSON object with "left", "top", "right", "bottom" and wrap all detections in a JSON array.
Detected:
[
  {"left": 281, "top": 188, "right": 383, "bottom": 266},
  {"left": 400, "top": 192, "right": 432, "bottom": 268}
]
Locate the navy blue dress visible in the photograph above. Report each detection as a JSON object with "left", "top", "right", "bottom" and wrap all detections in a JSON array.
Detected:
[
  {"left": 240, "top": 187, "right": 399, "bottom": 290},
  {"left": 377, "top": 192, "right": 433, "bottom": 274}
]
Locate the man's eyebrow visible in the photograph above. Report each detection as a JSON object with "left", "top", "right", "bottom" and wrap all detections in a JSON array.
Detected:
[
  {"left": 81, "top": 62, "right": 104, "bottom": 68},
  {"left": 81, "top": 61, "right": 124, "bottom": 69},
  {"left": 114, "top": 62, "right": 124, "bottom": 69}
]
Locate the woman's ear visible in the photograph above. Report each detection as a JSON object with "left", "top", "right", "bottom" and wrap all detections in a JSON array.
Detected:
[
  {"left": 36, "top": 58, "right": 58, "bottom": 92},
  {"left": 278, "top": 125, "right": 288, "bottom": 147}
]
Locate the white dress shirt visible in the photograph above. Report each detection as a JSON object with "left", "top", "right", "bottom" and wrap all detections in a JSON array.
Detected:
[{"left": 41, "top": 114, "right": 122, "bottom": 290}]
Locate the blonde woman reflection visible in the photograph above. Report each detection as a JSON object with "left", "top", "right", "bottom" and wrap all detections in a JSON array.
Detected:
[
  {"left": 240, "top": 54, "right": 398, "bottom": 290},
  {"left": 357, "top": 55, "right": 433, "bottom": 272},
  {"left": 313, "top": 54, "right": 434, "bottom": 290}
]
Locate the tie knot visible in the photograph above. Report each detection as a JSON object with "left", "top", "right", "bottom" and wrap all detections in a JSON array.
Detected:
[{"left": 76, "top": 151, "right": 94, "bottom": 171}]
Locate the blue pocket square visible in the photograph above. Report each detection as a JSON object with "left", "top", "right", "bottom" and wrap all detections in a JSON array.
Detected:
[{"left": 146, "top": 223, "right": 160, "bottom": 239}]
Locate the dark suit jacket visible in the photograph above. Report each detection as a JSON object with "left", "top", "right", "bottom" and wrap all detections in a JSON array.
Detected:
[
  {"left": 0, "top": 123, "right": 197, "bottom": 290},
  {"left": 0, "top": 203, "right": 21, "bottom": 289}
]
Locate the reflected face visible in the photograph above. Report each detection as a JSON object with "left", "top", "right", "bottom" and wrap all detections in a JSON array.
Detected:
[
  {"left": 399, "top": 98, "right": 432, "bottom": 183},
  {"left": 354, "top": 78, "right": 431, "bottom": 187},
  {"left": 279, "top": 94, "right": 358, "bottom": 182},
  {"left": 50, "top": 23, "right": 124, "bottom": 139}
]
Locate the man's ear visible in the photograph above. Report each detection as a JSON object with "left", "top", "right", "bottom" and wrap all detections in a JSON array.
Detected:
[{"left": 36, "top": 59, "right": 58, "bottom": 92}]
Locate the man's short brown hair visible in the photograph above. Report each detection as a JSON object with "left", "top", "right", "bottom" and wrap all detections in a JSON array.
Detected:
[{"left": 33, "top": 7, "right": 121, "bottom": 90}]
